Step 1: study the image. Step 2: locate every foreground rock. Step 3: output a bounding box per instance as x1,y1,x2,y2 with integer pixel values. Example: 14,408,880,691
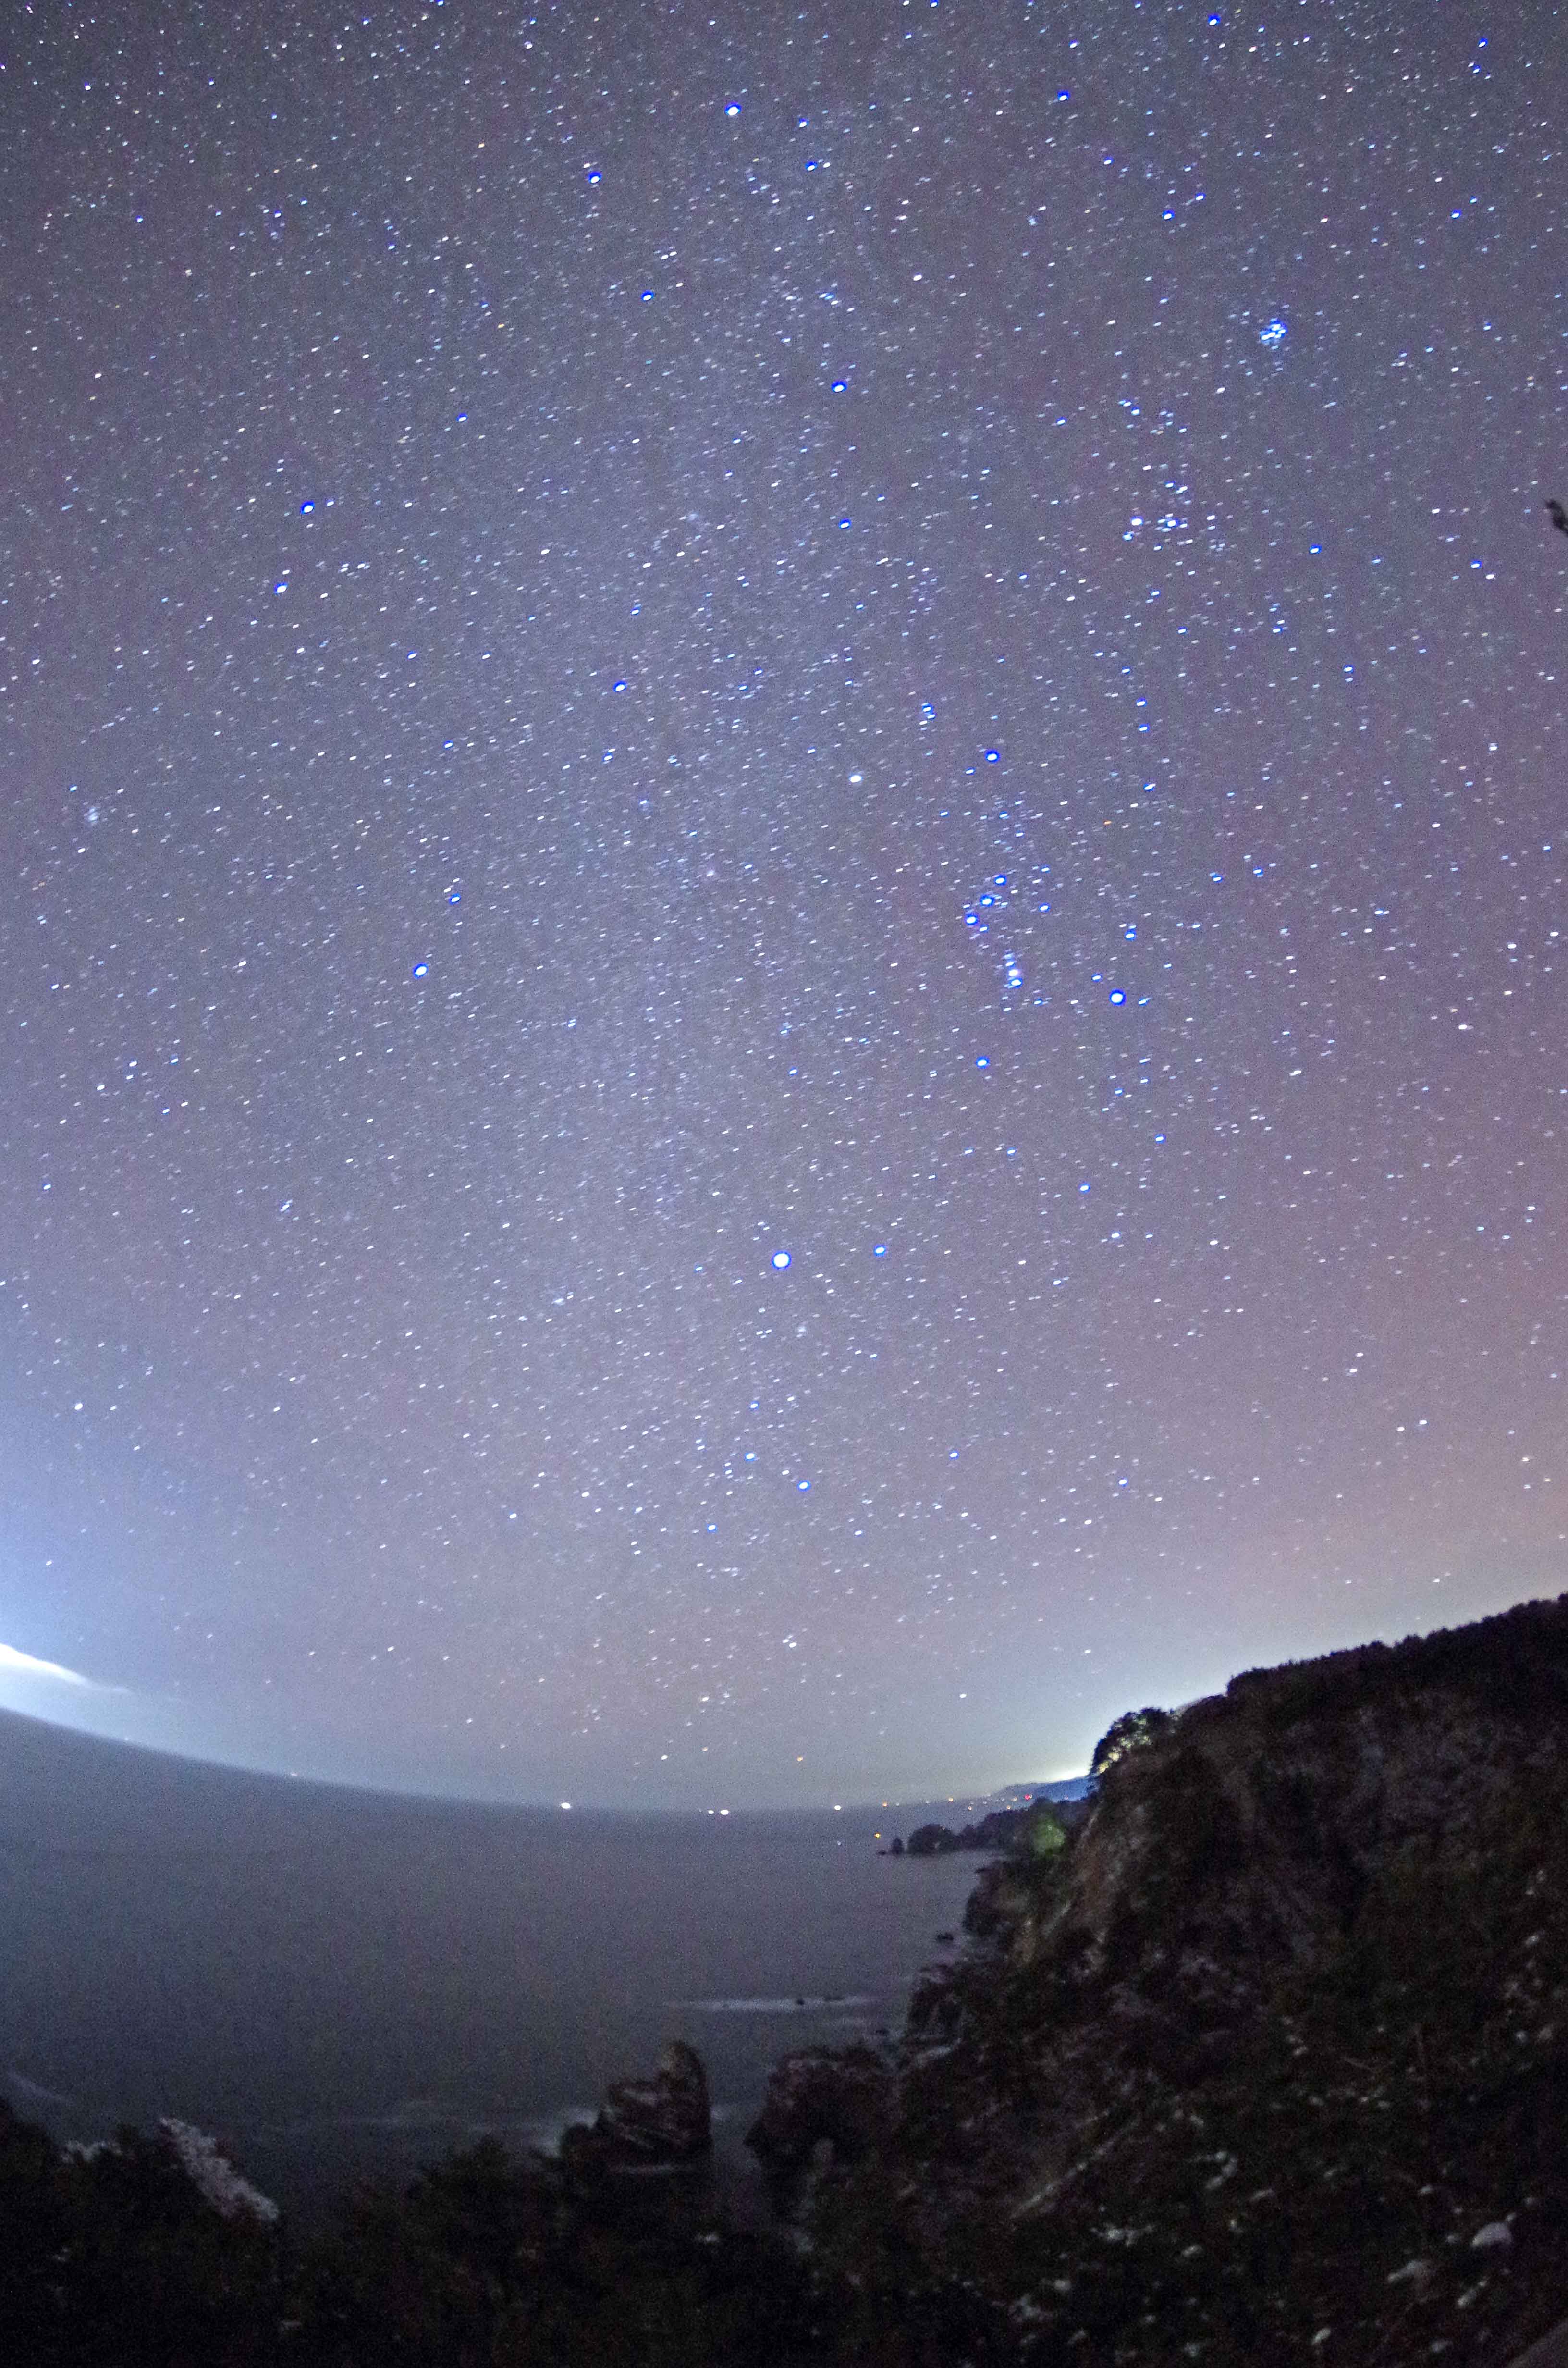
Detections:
745,2045,892,2201
156,2119,280,2224
565,2038,711,2169
62,2119,279,2225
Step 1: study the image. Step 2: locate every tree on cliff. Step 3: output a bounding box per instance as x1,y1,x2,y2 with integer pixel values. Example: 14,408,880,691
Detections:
1090,1703,1173,1778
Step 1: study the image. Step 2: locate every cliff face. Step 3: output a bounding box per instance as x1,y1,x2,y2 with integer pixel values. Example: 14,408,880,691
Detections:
1038,1601,1568,2010
806,1597,1568,2367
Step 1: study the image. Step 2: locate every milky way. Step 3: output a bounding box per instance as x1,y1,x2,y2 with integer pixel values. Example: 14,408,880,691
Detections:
3,0,1565,1805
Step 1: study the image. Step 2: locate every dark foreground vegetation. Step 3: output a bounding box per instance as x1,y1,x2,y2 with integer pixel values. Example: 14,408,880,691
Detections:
0,2107,820,2366
5,1595,1568,2366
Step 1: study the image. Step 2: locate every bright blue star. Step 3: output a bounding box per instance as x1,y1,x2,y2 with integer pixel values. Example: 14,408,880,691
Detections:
772,1250,792,1271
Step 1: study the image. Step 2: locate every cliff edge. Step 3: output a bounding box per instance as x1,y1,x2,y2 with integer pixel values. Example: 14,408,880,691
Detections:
794,1596,1568,2365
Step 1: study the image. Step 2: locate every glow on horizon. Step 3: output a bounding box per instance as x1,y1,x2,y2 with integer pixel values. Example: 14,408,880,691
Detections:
0,1640,106,1690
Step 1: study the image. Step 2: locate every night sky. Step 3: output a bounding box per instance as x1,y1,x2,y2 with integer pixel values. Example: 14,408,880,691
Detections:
3,0,1566,1808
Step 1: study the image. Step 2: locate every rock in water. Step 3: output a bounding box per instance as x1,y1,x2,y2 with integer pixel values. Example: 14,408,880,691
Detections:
745,2045,892,2199
586,2040,711,2165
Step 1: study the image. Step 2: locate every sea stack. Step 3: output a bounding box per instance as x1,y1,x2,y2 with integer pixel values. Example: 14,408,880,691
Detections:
572,2040,712,2168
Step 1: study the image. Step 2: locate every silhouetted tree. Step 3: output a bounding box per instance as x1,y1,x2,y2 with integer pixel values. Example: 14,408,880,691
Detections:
1090,1704,1173,1779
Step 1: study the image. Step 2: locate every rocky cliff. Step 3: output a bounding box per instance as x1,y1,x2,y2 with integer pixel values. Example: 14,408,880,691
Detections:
769,1596,1568,2366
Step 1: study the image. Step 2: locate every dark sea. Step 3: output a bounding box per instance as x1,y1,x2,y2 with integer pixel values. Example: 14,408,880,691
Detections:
0,1712,982,2220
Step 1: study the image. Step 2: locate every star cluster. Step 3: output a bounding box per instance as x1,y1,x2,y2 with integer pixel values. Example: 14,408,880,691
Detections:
2,0,1565,1803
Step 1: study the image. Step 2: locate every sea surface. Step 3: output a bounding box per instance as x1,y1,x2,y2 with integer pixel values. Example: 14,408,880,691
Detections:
0,1712,983,2218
